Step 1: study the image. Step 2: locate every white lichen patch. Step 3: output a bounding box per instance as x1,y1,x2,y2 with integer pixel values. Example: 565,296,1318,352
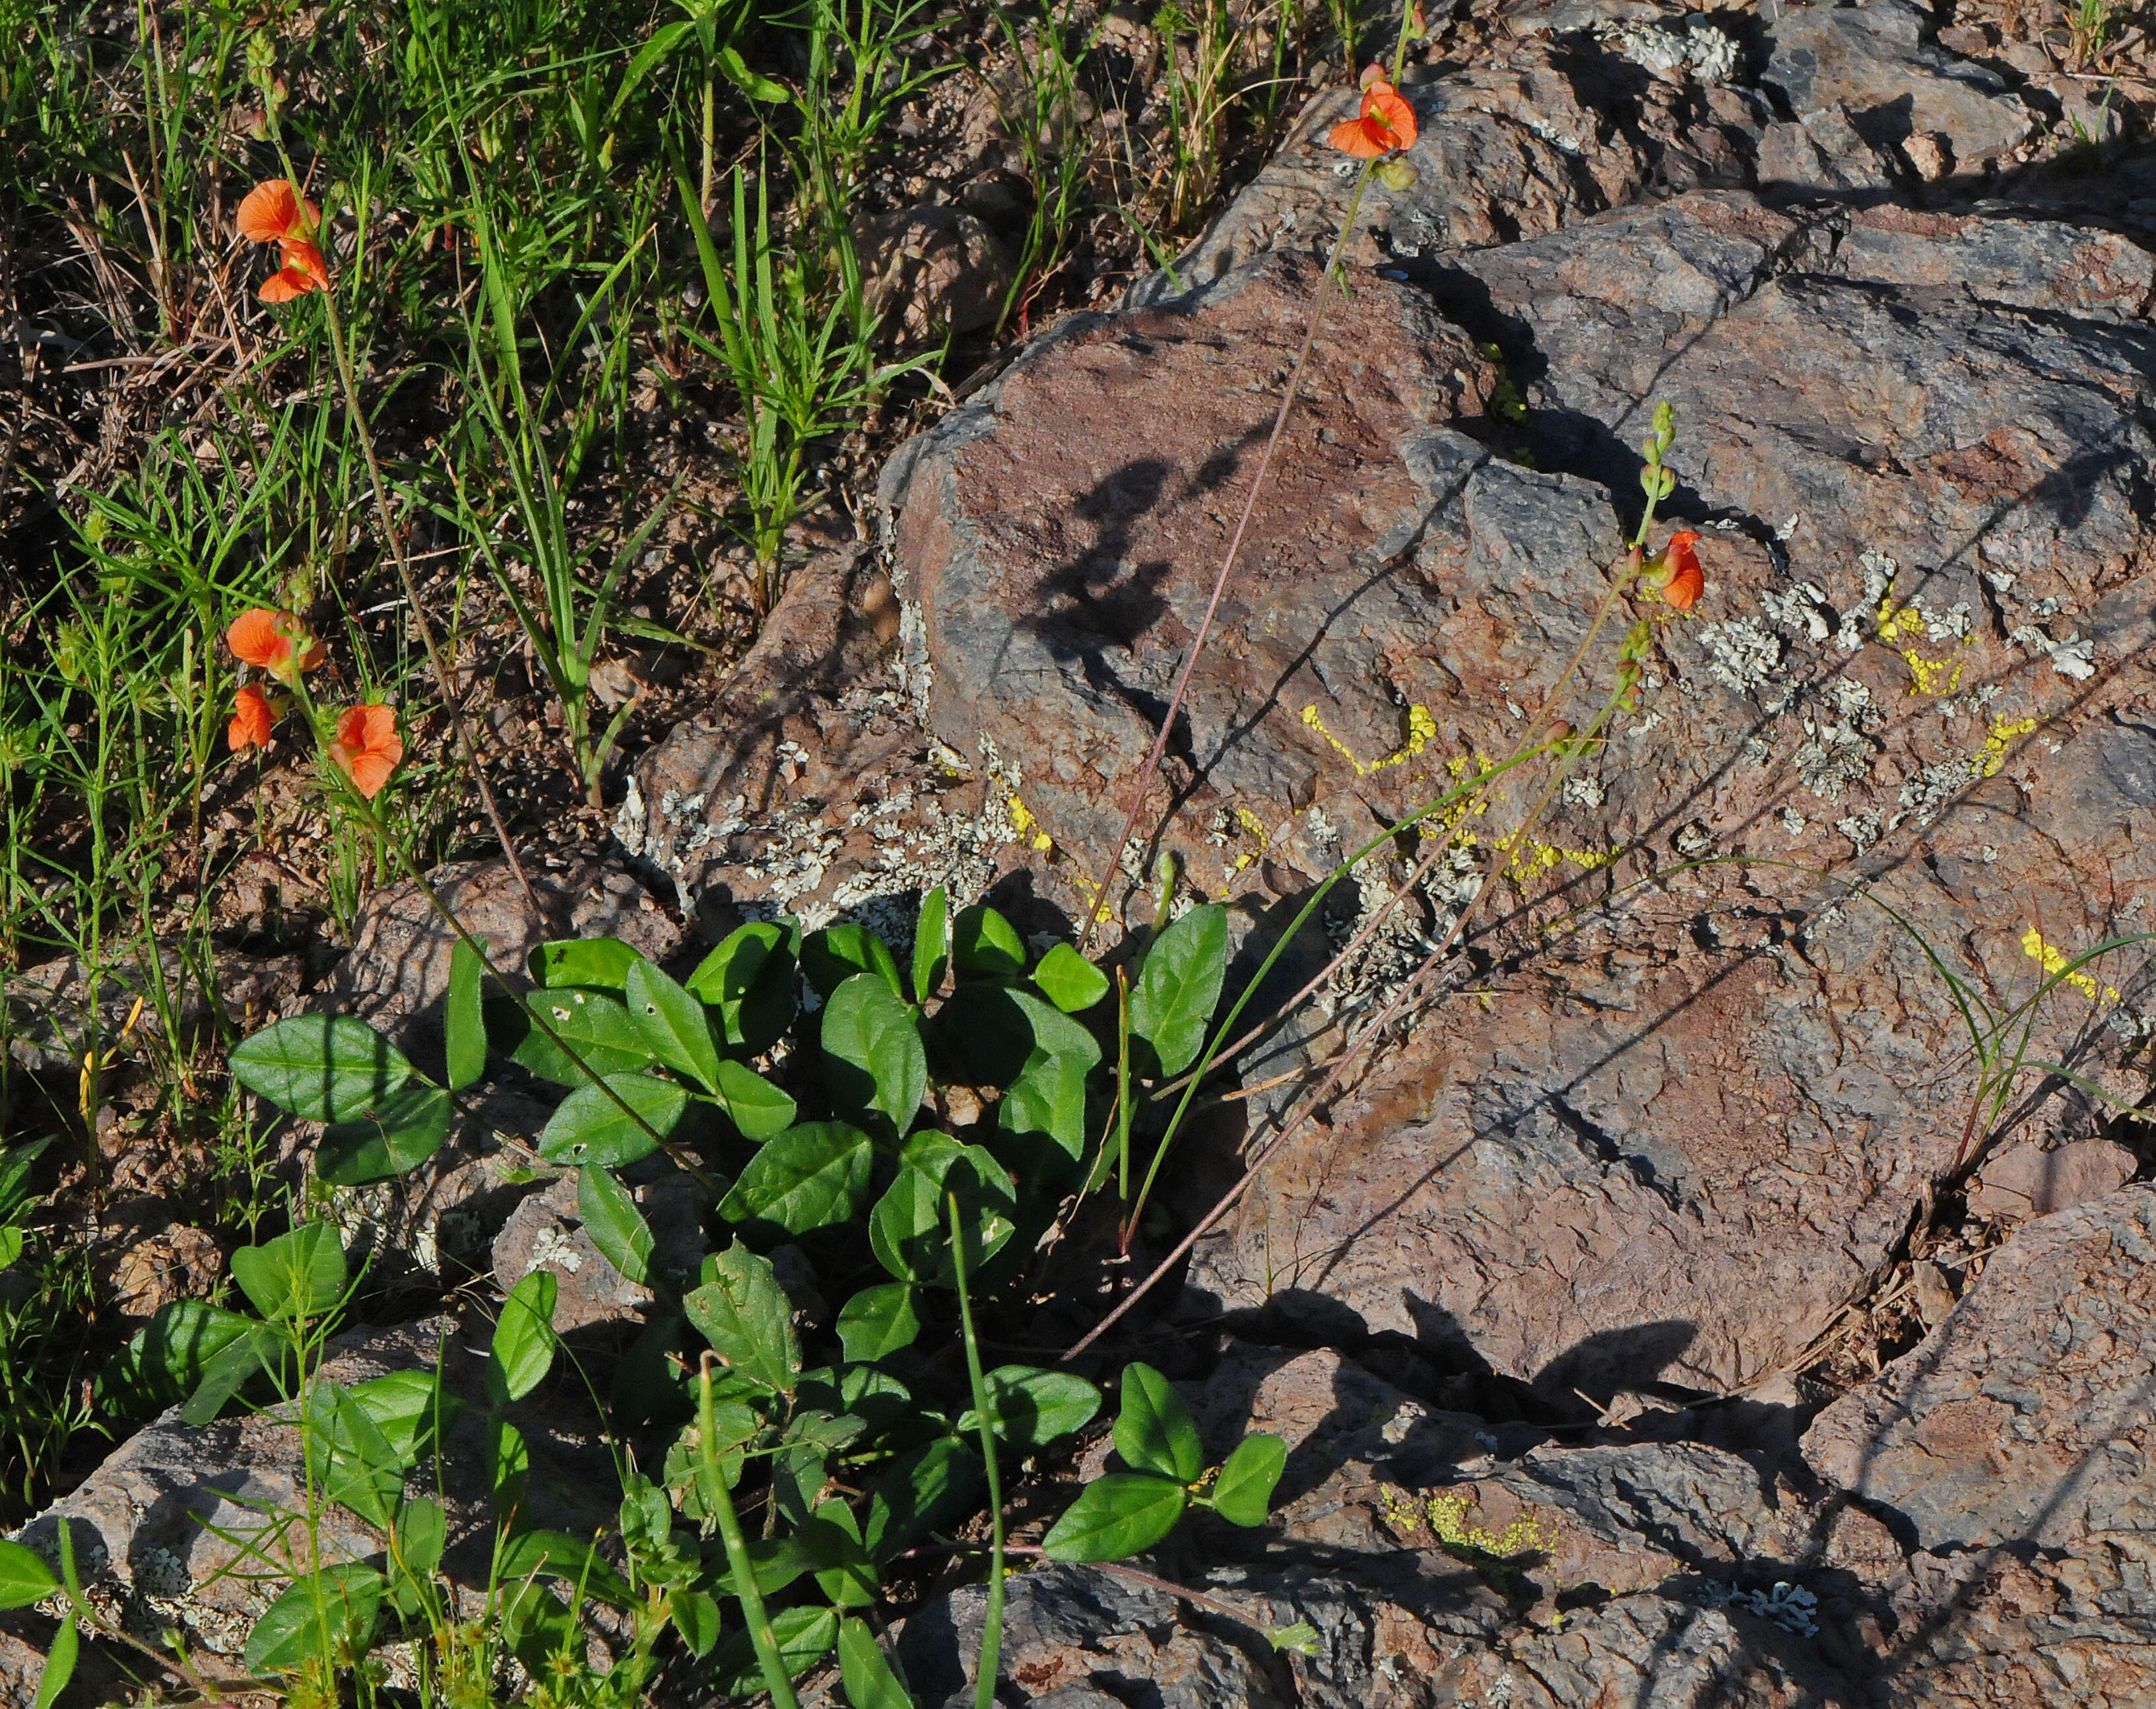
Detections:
2007,624,2097,681
1794,718,1878,801
1694,615,1785,696
1600,19,1739,83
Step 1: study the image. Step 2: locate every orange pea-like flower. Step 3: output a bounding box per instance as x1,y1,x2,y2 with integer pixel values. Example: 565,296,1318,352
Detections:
237,180,330,302
257,239,330,303
227,608,325,679
228,685,275,753
1650,531,1705,611
236,179,319,246
1328,73,1418,158
329,704,403,800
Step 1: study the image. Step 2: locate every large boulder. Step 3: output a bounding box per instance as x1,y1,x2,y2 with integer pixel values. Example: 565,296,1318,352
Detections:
884,185,2156,1402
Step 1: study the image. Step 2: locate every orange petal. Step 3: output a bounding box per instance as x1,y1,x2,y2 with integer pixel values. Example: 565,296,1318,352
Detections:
1364,89,1418,152
1328,117,1388,158
280,238,331,289
258,260,319,302
227,608,287,668
348,750,397,799
237,180,301,244
228,685,275,752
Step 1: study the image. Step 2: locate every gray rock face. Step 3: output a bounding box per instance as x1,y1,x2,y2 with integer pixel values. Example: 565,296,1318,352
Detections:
1761,0,2034,173
2,1320,615,1672
1127,36,1761,312
491,1164,711,1339
617,547,1029,941
334,854,678,1036
1805,1186,2156,1554
888,185,2156,1401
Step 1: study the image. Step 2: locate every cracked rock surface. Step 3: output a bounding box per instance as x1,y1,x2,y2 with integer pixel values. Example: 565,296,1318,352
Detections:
884,180,2156,1401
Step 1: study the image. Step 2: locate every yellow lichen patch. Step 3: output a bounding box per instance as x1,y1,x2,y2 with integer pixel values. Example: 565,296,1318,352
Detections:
1379,1485,1555,1600
2021,927,2120,1003
1300,702,1439,778
1006,793,1054,852
1369,704,1439,774
1899,646,1967,696
1225,807,1273,877
1493,830,1617,881
1980,716,2039,779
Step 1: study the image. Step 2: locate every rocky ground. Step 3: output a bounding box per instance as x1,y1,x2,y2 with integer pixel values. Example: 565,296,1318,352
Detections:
11,0,2156,1703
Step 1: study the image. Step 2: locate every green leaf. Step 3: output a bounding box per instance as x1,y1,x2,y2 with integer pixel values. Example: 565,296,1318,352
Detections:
1270,1620,1321,1655
354,1368,455,1467
838,1615,912,1709
0,1138,51,1223
625,957,723,1092
497,1529,636,1610
1208,1432,1287,1526
822,973,927,1139
304,1380,405,1528
721,1122,873,1236
863,1437,981,1564
1115,1363,1203,1483
715,1057,797,1140
952,902,1026,981
100,1299,256,1413
489,1417,529,1510
1041,1473,1187,1562
231,1223,348,1323
30,1611,76,1709
1127,904,1228,1077
999,1046,1092,1162
1031,941,1109,1012
446,939,488,1090
389,1495,447,1617
683,1241,800,1394
579,1165,655,1285
804,1503,877,1607
0,1539,56,1609
912,886,950,1003
835,1283,921,1362
867,1134,1016,1285
231,1015,414,1122
529,937,641,991
672,1587,722,1656
179,1322,283,1424
715,42,792,104
244,1563,383,1674
686,921,797,1055
711,1605,835,1699
705,1533,817,1599
494,988,653,1085
489,1271,559,1405
802,924,903,999
317,1083,453,1185
959,1366,1101,1452
0,1226,21,1273
537,1073,688,1167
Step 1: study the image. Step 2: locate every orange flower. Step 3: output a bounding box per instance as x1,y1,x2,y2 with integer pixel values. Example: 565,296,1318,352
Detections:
227,608,325,679
1328,74,1418,158
228,685,275,753
237,180,330,302
1649,531,1705,611
236,179,319,246
259,239,330,302
329,704,403,799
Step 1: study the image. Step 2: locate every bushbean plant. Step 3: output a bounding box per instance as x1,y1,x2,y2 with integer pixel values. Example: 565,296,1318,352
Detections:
0,896,1290,1706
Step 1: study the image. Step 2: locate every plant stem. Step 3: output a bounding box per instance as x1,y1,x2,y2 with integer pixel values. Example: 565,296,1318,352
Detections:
697,1353,802,1709
260,115,540,920
1073,161,1375,954
950,1193,1007,1709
